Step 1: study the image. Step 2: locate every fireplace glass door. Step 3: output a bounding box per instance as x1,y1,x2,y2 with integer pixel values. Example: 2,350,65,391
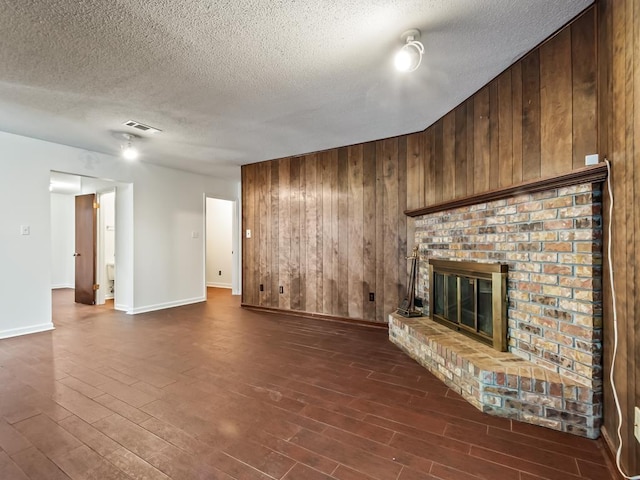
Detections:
429,260,508,351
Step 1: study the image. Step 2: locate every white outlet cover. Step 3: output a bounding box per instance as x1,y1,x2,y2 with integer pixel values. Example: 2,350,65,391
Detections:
585,154,599,166
20,225,30,235
635,406,640,444
246,229,251,238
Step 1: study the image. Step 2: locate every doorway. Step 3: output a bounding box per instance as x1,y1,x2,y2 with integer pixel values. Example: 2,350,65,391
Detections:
50,171,132,312
205,197,235,296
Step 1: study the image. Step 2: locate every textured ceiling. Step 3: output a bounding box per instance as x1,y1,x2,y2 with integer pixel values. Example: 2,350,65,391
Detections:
0,0,592,180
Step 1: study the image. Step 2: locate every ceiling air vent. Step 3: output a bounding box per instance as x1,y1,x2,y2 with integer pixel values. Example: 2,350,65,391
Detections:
123,120,162,135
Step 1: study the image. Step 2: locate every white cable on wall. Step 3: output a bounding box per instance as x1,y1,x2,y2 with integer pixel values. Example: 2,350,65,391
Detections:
605,158,640,480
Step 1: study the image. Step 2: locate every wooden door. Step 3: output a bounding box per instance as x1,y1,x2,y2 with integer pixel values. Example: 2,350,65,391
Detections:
74,193,97,305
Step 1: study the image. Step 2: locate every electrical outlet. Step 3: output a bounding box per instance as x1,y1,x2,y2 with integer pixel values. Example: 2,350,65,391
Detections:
585,153,599,166
218,270,222,276
635,406,640,444
20,225,30,236
246,229,251,238
369,292,375,302
259,284,264,292
279,286,284,294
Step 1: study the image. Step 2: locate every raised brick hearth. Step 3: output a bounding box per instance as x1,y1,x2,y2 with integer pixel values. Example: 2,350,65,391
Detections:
390,182,603,438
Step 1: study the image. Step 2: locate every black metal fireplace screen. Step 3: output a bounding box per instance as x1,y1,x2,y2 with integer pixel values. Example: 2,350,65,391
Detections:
428,259,508,351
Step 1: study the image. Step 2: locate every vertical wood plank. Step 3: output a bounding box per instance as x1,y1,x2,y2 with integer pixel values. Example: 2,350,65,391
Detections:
522,50,541,180
466,99,475,194
572,8,598,169
298,156,307,311
382,138,400,320
240,165,251,304
498,71,514,187
375,140,386,322
321,151,335,314
433,120,444,203
540,27,573,176
474,86,491,192
249,163,258,304
362,142,377,321
337,147,349,317
289,157,301,310
489,80,500,189
406,132,424,210
623,0,636,469
397,136,408,305
304,154,318,313
512,62,524,183
633,0,640,470
270,161,280,307
610,0,629,464
314,154,323,314
257,161,270,306
347,144,364,319
424,128,436,206
278,157,291,310
454,104,467,198
442,112,456,201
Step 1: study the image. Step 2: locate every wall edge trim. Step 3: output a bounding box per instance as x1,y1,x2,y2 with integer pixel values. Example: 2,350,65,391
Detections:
241,304,389,330
128,296,206,315
0,323,55,340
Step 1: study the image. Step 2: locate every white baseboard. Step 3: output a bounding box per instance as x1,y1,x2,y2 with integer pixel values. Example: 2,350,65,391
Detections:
128,296,206,315
0,322,55,340
206,282,232,289
114,303,129,312
52,284,74,289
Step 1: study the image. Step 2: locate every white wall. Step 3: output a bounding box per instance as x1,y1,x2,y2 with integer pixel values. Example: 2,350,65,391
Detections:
50,193,75,288
206,198,233,288
0,131,240,338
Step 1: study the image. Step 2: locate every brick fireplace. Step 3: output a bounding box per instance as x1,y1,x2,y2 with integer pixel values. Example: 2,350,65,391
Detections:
390,176,604,438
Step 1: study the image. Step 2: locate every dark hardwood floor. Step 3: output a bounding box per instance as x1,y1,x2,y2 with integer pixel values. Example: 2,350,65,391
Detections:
0,288,616,479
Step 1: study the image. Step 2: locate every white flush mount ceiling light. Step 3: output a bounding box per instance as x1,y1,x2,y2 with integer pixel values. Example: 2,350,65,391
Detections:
394,29,424,72
120,133,140,160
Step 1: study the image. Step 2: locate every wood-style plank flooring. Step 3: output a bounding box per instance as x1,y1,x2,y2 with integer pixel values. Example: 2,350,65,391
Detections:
0,288,616,479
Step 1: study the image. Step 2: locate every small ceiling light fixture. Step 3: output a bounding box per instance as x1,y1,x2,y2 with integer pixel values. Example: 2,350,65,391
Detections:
120,133,139,160
394,29,424,72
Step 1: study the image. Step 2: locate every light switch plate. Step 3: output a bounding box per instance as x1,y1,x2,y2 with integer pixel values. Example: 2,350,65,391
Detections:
246,229,251,238
635,406,640,444
191,231,199,239
20,225,30,235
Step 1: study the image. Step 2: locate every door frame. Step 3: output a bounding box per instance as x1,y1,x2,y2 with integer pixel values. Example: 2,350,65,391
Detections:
96,189,116,306
204,195,241,296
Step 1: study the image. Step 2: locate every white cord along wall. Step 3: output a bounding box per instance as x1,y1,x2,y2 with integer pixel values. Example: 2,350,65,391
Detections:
604,159,640,480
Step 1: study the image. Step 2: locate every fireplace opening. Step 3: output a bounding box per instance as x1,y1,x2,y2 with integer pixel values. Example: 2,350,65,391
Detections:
428,259,508,351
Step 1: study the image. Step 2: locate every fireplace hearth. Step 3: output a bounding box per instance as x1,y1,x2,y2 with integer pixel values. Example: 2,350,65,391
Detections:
390,180,603,438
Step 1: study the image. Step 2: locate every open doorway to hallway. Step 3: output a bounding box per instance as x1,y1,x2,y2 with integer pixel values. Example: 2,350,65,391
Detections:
205,197,234,301
50,171,133,312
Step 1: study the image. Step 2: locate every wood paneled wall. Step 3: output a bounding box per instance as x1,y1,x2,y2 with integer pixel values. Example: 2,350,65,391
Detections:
243,7,599,326
242,139,408,323
407,8,597,210
241,2,640,467
598,0,640,472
